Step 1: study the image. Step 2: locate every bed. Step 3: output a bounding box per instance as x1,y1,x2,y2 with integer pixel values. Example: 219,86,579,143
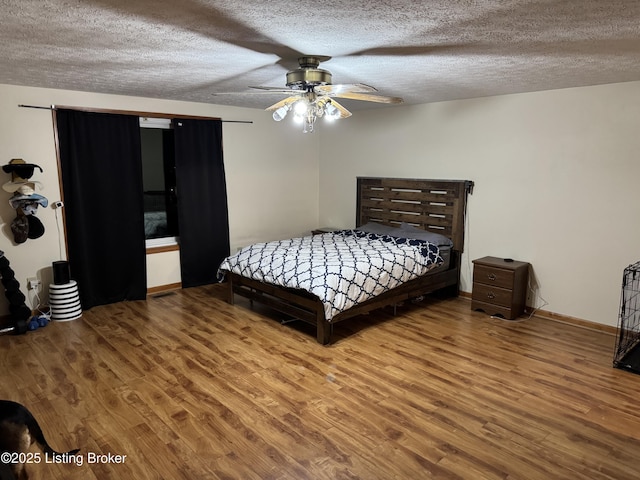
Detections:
219,177,474,344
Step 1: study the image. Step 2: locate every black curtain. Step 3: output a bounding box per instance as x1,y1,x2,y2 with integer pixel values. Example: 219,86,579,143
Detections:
174,118,230,288
56,109,147,309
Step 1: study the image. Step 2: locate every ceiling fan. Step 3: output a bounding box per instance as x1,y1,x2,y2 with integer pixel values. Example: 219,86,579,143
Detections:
249,56,404,133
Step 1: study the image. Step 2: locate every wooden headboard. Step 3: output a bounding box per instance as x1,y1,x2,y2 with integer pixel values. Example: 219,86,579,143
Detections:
356,177,474,252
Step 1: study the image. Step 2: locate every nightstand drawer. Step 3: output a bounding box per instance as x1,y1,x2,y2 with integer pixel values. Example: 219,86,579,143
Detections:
471,283,513,307
470,299,515,319
473,264,514,289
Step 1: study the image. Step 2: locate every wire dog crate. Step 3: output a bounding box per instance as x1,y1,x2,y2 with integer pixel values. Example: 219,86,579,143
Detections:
614,261,640,373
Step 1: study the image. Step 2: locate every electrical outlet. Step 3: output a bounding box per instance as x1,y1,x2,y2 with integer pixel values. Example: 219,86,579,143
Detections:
28,278,41,291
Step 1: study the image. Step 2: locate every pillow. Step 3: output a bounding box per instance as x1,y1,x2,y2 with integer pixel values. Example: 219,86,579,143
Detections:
398,222,454,247
356,222,399,235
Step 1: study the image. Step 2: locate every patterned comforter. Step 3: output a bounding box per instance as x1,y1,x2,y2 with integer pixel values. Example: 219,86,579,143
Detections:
218,230,443,321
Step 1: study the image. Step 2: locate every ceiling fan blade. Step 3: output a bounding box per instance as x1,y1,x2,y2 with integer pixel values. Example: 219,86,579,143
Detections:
265,96,301,111
332,91,404,104
249,86,299,94
327,99,352,119
212,86,295,96
345,43,478,58
315,83,378,95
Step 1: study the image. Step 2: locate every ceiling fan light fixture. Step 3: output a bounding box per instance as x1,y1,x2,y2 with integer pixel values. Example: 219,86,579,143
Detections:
283,98,341,132
303,118,315,134
324,102,340,120
257,55,401,133
272,105,289,121
293,99,309,116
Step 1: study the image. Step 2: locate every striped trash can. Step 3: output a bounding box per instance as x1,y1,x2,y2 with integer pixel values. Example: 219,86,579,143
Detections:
49,280,82,321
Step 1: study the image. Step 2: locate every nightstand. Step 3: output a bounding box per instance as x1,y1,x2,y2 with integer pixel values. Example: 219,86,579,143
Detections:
471,256,529,320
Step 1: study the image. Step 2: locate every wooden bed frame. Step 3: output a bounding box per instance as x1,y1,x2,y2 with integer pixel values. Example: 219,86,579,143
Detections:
225,177,474,344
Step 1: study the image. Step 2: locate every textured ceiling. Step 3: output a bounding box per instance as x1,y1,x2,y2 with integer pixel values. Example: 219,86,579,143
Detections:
1,0,640,112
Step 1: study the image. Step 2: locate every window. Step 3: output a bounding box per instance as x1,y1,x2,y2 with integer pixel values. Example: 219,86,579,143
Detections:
56,108,229,293
140,117,179,246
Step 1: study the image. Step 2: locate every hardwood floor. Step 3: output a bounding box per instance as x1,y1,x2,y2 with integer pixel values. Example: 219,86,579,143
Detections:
1,284,640,479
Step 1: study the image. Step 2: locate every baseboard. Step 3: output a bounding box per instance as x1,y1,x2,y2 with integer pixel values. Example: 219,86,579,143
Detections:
526,308,617,335
459,291,617,335
147,282,182,296
5,287,615,336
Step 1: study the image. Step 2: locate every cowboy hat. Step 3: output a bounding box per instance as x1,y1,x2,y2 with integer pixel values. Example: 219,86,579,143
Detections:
2,159,43,179
2,180,43,193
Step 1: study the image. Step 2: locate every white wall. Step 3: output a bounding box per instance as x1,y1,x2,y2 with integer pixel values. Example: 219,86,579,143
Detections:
4,80,637,328
319,80,640,327
0,84,320,315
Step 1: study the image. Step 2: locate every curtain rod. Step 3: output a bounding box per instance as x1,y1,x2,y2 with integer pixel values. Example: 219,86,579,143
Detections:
18,104,253,124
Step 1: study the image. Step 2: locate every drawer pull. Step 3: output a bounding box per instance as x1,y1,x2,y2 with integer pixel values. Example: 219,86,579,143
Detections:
486,292,495,299
487,273,497,281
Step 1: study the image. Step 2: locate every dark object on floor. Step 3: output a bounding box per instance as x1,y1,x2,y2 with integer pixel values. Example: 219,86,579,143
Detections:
0,252,31,327
0,319,28,336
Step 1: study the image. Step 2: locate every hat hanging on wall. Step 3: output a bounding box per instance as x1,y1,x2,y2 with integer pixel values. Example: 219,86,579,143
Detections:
9,192,48,211
2,158,43,179
2,180,43,193
2,158,44,193
10,215,29,244
3,158,47,244
9,213,46,243
26,215,45,239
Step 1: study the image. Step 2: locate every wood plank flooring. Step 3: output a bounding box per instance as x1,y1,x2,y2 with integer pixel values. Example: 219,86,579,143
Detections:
1,284,640,479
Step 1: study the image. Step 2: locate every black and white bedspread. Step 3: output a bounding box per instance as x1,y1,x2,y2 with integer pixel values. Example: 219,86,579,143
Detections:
218,230,443,321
